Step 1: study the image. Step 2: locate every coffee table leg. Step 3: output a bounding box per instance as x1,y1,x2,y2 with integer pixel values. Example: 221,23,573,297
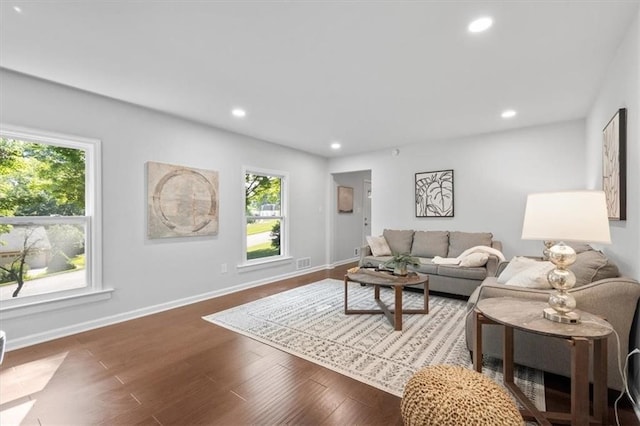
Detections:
394,284,402,331
344,276,348,313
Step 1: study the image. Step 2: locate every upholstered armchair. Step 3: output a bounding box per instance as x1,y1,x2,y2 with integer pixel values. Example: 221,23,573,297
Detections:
464,254,640,391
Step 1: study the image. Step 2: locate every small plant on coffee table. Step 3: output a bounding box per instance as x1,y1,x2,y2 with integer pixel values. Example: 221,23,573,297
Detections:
383,253,421,276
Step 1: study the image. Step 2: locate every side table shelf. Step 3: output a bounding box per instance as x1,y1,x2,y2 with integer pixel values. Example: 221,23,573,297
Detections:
473,297,612,426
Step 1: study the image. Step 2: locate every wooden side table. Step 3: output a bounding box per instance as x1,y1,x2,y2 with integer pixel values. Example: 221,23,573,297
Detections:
473,297,612,426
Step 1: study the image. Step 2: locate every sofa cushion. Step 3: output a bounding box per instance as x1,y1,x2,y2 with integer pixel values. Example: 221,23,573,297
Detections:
460,252,489,267
448,232,493,258
497,256,540,284
411,231,449,258
437,265,487,280
366,235,392,256
569,249,619,287
414,258,439,274
504,261,554,288
383,229,415,254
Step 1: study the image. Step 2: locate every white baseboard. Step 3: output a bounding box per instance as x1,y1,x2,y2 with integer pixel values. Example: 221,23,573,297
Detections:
5,263,331,351
331,257,359,267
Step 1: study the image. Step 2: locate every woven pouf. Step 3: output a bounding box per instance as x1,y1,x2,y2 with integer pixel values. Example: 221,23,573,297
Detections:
401,365,523,426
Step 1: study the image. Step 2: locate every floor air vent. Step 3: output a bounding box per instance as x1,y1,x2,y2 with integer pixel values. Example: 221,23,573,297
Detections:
296,257,311,269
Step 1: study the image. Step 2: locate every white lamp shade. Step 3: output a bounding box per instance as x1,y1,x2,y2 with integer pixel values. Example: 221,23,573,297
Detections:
521,191,611,244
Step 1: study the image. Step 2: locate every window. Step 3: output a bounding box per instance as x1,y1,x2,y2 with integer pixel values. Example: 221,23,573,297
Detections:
243,168,288,265
0,125,107,314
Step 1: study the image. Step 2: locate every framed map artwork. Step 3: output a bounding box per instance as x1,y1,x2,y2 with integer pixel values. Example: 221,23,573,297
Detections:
147,161,219,238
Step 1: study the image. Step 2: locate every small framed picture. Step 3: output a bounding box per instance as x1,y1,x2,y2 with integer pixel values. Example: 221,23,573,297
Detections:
337,186,354,213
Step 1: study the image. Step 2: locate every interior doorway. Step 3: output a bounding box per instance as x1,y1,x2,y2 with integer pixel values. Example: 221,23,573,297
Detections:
363,180,372,245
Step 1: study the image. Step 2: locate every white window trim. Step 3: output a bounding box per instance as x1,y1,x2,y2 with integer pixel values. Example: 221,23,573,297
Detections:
0,124,110,315
239,166,290,270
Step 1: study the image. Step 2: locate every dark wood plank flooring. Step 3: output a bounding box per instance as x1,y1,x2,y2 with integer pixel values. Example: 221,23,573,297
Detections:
1,263,637,425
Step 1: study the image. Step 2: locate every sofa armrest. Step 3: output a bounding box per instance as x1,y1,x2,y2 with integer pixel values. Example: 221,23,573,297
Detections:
358,245,373,266
484,240,503,277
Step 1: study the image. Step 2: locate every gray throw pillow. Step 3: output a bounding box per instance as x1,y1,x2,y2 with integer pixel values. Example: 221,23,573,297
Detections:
383,229,415,254
569,249,619,287
447,232,493,258
411,231,449,258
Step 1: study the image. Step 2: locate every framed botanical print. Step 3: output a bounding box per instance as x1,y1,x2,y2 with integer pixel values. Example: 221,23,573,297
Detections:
415,170,454,217
602,108,627,220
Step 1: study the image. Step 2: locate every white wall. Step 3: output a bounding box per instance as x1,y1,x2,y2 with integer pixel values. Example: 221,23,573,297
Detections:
586,12,639,280
329,120,587,258
331,170,371,263
0,69,329,347
586,9,640,407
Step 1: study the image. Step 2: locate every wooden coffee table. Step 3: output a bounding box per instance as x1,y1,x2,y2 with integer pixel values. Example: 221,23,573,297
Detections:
344,269,429,331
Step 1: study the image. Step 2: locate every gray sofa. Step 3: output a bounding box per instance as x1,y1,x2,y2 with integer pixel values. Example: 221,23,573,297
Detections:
464,249,640,391
359,229,503,297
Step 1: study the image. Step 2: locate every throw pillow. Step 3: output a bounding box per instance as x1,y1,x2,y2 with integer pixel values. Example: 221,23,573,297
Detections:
569,249,619,287
448,232,493,258
411,231,449,258
505,261,554,289
497,256,539,284
459,252,489,267
383,229,415,254
366,235,392,256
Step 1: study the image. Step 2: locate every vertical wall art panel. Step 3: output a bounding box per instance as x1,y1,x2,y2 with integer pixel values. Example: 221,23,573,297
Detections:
337,186,354,213
602,108,627,221
147,161,219,238
415,170,454,217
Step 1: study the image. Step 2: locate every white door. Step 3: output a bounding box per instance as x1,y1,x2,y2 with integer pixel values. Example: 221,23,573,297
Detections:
363,180,372,244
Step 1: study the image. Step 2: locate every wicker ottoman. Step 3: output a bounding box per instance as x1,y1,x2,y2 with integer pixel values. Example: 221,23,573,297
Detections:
401,365,523,426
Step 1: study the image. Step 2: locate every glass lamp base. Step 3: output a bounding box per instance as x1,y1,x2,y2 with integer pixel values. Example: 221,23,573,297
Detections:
543,307,580,324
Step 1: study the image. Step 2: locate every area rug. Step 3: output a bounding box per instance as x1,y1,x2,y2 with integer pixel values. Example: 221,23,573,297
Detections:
203,278,545,409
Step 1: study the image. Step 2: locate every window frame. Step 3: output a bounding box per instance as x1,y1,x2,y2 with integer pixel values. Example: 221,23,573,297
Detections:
239,166,291,270
0,124,110,318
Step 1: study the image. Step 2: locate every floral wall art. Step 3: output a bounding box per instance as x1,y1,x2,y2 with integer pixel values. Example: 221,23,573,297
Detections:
602,108,627,221
415,170,454,217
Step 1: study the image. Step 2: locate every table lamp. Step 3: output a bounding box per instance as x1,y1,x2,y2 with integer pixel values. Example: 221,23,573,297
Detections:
521,191,611,324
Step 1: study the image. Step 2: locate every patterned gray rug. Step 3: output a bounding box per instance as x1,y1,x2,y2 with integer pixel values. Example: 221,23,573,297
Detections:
203,278,545,409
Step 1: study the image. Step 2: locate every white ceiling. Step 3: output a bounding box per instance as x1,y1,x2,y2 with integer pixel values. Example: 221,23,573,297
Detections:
1,1,638,157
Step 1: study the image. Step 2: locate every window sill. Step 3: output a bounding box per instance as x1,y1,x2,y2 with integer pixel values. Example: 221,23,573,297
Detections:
0,288,114,320
237,256,293,273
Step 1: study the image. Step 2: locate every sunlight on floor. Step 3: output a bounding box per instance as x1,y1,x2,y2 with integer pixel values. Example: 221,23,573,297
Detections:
0,352,68,425
0,399,35,426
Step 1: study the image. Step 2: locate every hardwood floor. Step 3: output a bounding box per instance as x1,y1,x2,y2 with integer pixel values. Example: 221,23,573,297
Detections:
1,263,638,425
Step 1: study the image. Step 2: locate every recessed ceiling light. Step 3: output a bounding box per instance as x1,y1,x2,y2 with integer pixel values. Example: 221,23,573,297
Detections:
501,109,517,119
330,142,341,150
13,6,22,13
468,16,493,33
231,108,246,118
